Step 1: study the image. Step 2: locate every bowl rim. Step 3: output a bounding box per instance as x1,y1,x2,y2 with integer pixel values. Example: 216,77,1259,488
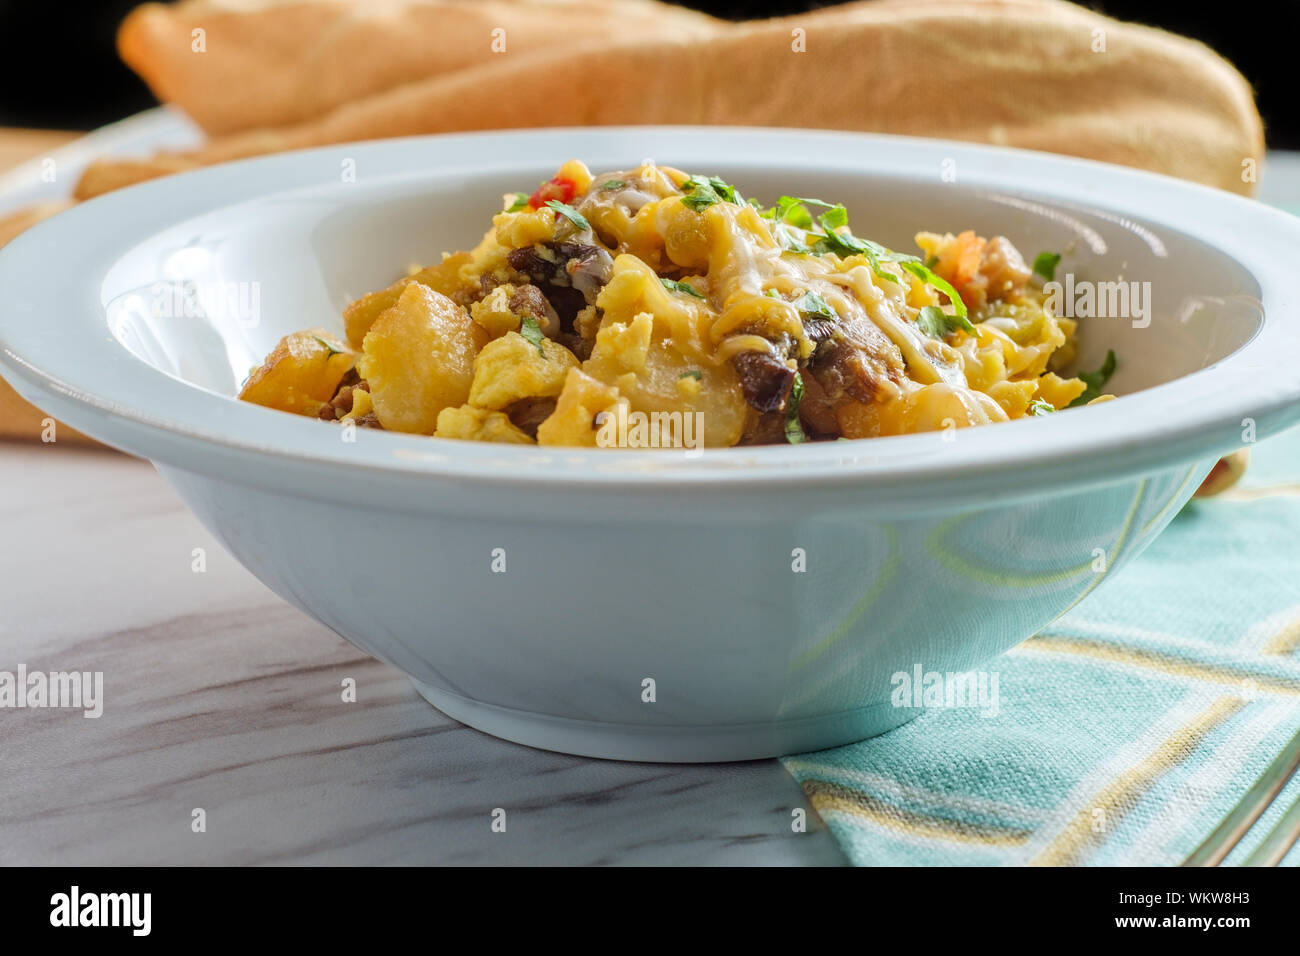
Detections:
2,125,1299,501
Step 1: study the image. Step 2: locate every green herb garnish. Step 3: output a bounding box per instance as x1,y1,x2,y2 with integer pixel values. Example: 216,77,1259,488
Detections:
821,221,971,322
774,225,812,254
1032,251,1061,282
785,372,807,444
899,262,972,328
679,369,702,380
598,179,627,190
758,195,970,322
793,291,836,323
1067,349,1117,407
817,204,849,231
519,316,547,356
915,305,972,339
660,277,706,299
545,200,590,232
312,335,343,356
770,196,832,229
681,175,743,212
1027,399,1056,416
504,192,529,213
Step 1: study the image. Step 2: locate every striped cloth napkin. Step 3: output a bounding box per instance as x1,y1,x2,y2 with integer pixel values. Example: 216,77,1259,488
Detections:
783,424,1300,865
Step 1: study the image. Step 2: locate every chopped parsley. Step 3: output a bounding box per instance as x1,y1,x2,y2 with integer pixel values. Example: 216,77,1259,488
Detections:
755,194,971,322
1067,349,1117,407
774,225,812,254
519,316,547,356
793,290,837,322
767,196,821,229
758,199,816,249
679,369,702,380
660,277,706,299
545,199,590,232
598,179,627,190
504,192,529,213
898,261,972,327
1027,399,1056,416
817,221,971,323
312,335,343,356
915,305,971,339
1032,251,1061,282
681,175,743,212
784,372,807,444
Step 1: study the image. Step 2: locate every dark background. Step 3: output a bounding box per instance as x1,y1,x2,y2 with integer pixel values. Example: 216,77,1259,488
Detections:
0,0,1294,147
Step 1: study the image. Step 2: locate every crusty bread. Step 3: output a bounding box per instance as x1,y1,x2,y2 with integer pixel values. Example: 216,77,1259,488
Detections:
82,0,1263,201
0,199,70,247
119,0,723,135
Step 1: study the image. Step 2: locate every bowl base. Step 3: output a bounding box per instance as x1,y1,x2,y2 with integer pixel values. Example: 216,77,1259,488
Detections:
409,679,919,762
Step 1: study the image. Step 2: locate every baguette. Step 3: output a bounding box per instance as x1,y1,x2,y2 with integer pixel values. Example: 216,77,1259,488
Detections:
81,0,1263,200
119,0,723,135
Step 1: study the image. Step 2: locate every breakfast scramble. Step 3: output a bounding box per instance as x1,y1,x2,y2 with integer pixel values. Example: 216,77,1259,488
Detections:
239,160,1114,447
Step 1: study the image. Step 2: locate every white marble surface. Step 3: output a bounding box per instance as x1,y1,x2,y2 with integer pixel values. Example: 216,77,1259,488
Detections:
0,443,843,865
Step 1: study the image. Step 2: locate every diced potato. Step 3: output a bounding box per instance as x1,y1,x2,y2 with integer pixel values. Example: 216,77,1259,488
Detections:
342,251,473,348
468,331,579,410
835,400,883,440
435,405,534,444
359,283,488,434
537,368,625,447
238,329,354,416
583,312,747,448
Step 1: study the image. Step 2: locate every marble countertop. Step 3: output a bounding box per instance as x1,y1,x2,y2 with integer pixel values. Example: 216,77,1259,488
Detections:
0,443,844,865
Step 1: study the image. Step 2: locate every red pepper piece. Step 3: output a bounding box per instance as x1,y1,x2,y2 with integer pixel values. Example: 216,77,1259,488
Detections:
528,176,578,210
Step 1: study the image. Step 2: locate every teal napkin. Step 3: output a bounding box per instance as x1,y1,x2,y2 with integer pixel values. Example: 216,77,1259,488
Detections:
782,410,1300,867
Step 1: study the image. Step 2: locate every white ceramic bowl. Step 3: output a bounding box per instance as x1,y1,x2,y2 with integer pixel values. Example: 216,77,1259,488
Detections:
4,128,1299,761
